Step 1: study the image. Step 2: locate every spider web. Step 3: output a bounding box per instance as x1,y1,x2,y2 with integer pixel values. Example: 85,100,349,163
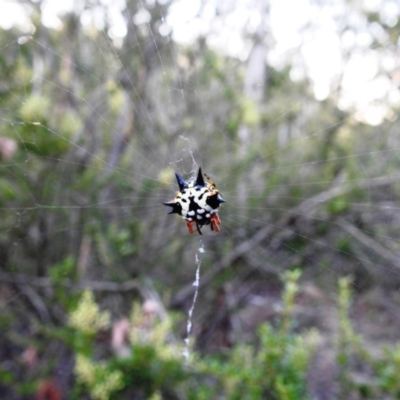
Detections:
1,0,400,374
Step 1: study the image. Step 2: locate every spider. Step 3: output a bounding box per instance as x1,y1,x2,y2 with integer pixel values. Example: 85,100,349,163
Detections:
163,167,225,235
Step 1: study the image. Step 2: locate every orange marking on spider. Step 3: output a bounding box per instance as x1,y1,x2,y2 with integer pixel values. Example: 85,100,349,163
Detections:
186,220,196,234
210,213,221,232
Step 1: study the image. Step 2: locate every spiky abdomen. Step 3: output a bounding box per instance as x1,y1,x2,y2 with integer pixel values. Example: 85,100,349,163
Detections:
179,188,215,226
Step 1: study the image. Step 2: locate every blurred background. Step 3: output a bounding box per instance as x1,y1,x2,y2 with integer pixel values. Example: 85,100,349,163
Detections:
1,0,400,399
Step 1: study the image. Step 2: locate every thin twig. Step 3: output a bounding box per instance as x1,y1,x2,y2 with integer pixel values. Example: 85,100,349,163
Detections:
338,218,400,270
0,273,140,293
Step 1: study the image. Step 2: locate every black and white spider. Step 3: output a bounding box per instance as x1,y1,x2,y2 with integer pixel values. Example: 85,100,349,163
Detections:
163,167,225,234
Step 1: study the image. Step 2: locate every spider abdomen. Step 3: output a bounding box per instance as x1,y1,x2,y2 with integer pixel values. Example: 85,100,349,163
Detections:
163,167,225,234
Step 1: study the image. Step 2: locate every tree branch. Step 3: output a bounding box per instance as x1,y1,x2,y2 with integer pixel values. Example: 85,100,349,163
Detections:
337,218,400,271
0,273,140,293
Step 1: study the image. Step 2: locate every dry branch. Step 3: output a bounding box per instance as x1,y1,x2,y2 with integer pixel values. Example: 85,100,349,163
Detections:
0,273,140,293
338,218,400,271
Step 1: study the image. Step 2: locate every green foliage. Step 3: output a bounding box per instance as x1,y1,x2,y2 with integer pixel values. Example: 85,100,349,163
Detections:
108,346,187,400
239,96,261,126
62,276,316,400
19,95,50,121
326,195,349,214
49,256,76,281
336,277,400,399
0,366,14,385
335,236,352,254
13,95,74,157
58,272,400,400
107,223,138,257
203,324,314,400
336,276,359,392
0,177,17,202
69,289,110,336
75,355,124,400
267,66,291,92
48,256,79,309
197,270,315,400
375,344,400,397
68,292,187,399
59,111,82,137
16,121,72,157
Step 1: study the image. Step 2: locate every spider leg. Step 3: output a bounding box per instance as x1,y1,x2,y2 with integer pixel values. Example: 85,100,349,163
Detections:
195,223,203,235
186,220,195,234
